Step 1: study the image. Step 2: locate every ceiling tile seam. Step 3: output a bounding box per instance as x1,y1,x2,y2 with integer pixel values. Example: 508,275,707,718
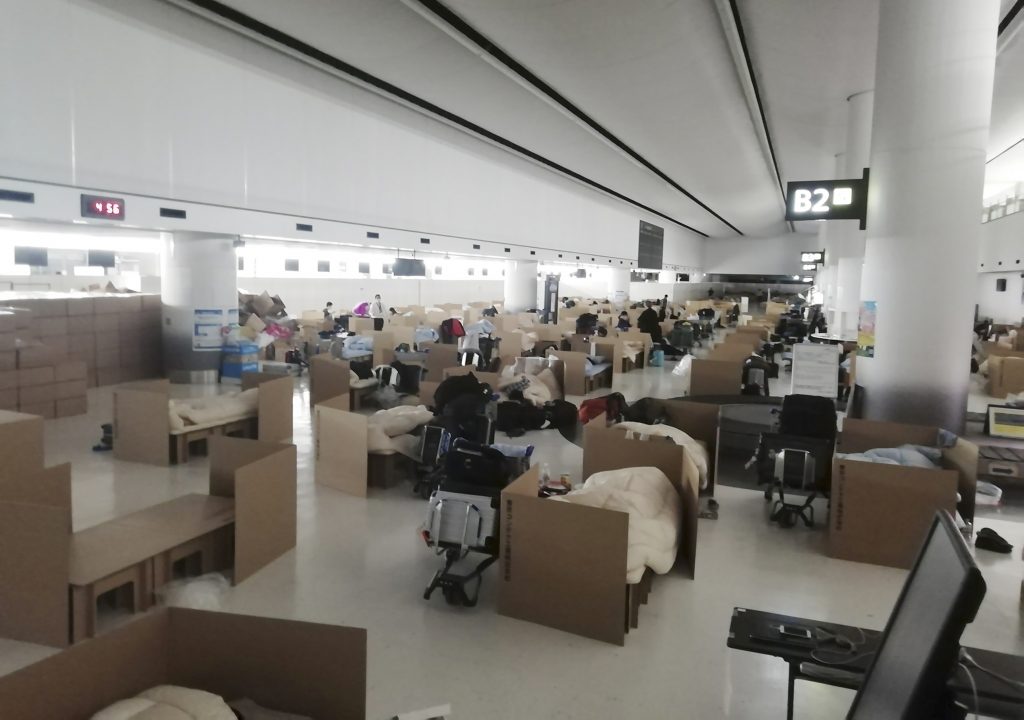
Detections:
725,0,794,233
165,0,708,238
408,0,745,237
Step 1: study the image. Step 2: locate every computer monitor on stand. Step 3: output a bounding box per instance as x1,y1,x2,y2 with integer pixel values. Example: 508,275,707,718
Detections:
848,511,986,719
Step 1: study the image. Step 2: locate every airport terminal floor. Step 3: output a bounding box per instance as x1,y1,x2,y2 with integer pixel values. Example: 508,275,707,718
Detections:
2,338,1024,719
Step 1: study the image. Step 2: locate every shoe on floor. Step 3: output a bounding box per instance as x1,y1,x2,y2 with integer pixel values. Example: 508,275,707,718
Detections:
976,528,1013,554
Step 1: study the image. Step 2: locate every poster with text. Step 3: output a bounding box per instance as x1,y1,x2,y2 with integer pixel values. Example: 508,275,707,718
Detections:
193,308,225,351
857,300,876,358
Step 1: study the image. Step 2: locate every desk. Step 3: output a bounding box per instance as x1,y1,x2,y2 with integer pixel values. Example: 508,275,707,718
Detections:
728,607,1024,720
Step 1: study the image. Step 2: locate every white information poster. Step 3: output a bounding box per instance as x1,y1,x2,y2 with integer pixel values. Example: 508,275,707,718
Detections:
193,308,225,351
790,343,839,398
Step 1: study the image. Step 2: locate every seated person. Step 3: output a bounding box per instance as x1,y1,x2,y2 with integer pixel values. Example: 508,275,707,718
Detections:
616,311,632,331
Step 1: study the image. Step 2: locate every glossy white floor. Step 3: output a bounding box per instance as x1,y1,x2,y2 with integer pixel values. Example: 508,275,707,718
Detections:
2,353,1023,719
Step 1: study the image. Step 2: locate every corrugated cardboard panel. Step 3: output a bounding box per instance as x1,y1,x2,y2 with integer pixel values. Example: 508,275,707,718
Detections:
314,397,367,497
0,462,71,513
0,499,70,647
168,609,367,720
112,380,170,466
0,608,169,718
498,467,629,645
690,359,742,396
829,460,957,568
0,410,44,479
233,444,297,584
548,350,589,396
425,344,459,382
723,332,761,347
309,355,350,407
708,343,755,362
242,373,294,443
208,435,289,498
838,418,937,453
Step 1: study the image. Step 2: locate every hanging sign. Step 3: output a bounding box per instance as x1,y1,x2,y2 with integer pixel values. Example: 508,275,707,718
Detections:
785,169,870,229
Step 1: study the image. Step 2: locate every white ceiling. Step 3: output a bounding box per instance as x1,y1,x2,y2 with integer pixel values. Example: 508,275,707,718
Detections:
213,0,1023,236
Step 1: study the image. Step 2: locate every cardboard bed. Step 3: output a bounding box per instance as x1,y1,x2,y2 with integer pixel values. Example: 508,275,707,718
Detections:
309,355,379,411
113,374,294,466
0,608,365,720
707,342,756,362
498,422,699,645
0,434,297,647
314,396,429,496
830,418,978,568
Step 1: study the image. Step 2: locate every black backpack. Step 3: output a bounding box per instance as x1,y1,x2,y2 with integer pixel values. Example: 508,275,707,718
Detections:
543,400,578,429
433,373,487,414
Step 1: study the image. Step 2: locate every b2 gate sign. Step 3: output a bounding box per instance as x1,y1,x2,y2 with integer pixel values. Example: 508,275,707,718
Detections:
784,169,869,229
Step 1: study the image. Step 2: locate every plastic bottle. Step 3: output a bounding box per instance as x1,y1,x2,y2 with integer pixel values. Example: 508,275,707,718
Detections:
539,462,552,491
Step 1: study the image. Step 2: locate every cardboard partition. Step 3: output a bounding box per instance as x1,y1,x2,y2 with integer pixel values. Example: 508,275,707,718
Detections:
113,379,172,466
708,343,755,362
735,325,770,340
368,331,394,366
309,355,350,407
0,409,45,479
987,355,1024,398
723,332,761,347
548,349,595,396
425,344,460,382
241,372,294,443
838,417,978,524
660,399,722,487
314,396,367,497
350,316,374,332
418,380,440,407
0,464,72,647
208,437,298,584
690,359,742,396
499,466,629,645
0,608,367,720
829,459,957,568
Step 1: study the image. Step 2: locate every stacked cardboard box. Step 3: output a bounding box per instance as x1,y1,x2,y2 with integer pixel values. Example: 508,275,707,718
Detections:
0,292,163,418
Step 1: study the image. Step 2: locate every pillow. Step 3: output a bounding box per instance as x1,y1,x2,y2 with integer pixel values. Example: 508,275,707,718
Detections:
535,368,563,400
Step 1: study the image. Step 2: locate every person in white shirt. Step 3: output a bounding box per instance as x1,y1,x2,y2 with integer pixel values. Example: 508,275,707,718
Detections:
370,294,385,330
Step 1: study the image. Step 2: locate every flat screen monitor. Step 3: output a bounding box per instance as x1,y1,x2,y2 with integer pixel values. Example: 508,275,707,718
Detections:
87,250,115,268
14,246,47,267
847,511,986,719
393,258,426,277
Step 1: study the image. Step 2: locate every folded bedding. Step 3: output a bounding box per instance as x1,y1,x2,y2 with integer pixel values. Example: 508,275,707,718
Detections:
169,388,260,430
556,466,681,584
583,362,611,377
836,443,942,468
621,340,644,357
498,372,559,407
367,404,433,455
91,685,235,719
615,421,710,489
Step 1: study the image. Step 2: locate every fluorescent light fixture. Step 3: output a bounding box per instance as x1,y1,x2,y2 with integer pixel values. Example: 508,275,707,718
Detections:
803,263,817,271
0,214,13,219
792,275,801,280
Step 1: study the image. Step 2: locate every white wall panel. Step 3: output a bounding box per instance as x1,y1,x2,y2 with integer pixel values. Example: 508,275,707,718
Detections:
703,235,805,276
0,0,704,270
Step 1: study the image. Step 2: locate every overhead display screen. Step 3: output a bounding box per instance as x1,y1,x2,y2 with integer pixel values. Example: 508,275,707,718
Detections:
80,194,125,220
784,169,869,228
638,221,664,269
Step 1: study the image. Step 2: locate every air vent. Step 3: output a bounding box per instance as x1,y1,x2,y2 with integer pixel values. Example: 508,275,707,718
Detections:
0,189,35,204
504,248,511,253
558,254,562,258
296,223,313,232
473,244,481,250
159,207,186,219
530,250,536,256
420,238,430,244
367,231,379,239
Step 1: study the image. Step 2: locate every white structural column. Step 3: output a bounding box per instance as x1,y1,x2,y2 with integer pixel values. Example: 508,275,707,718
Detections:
818,152,845,314
607,268,631,305
857,0,999,430
162,233,239,382
833,90,874,337
503,260,539,313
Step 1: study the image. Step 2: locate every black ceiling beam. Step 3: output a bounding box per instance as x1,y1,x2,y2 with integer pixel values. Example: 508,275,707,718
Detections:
1000,0,1024,35
726,0,792,230
413,0,744,236
177,0,709,237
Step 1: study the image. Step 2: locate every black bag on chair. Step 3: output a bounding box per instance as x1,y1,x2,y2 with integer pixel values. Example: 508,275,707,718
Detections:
543,400,578,429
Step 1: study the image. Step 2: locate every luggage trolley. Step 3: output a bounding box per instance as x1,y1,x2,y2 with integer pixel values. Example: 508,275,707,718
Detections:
421,440,531,606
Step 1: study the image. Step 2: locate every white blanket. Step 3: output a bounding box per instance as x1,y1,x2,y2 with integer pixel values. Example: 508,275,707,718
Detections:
615,422,710,489
91,685,235,720
557,467,681,584
169,388,259,430
367,404,433,455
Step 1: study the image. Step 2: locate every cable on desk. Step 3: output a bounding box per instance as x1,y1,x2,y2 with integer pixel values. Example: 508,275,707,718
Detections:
810,626,873,666
960,649,1024,697
958,662,980,720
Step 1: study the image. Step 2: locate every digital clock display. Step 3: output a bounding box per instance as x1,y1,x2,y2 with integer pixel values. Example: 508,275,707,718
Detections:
80,194,125,220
